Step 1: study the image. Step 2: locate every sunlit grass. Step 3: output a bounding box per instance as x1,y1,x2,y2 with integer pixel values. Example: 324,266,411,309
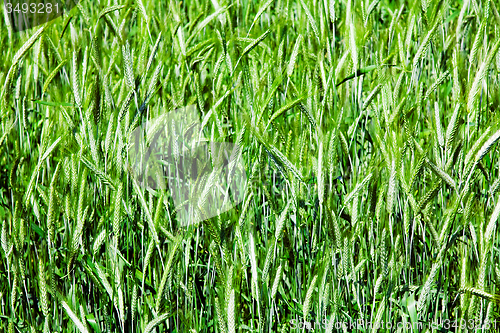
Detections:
1,0,500,332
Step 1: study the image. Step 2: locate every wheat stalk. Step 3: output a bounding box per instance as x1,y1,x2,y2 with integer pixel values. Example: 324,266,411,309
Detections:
271,264,283,300
287,34,303,78
227,289,236,333
144,312,170,333
303,275,318,319
57,291,89,333
467,38,500,112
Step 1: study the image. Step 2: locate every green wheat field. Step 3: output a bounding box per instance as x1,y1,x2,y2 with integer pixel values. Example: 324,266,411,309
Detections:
1,0,500,331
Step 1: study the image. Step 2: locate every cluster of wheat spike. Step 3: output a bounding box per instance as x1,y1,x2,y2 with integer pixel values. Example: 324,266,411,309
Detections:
1,0,500,332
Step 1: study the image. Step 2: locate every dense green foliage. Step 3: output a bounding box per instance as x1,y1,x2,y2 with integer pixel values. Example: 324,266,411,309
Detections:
1,0,500,331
